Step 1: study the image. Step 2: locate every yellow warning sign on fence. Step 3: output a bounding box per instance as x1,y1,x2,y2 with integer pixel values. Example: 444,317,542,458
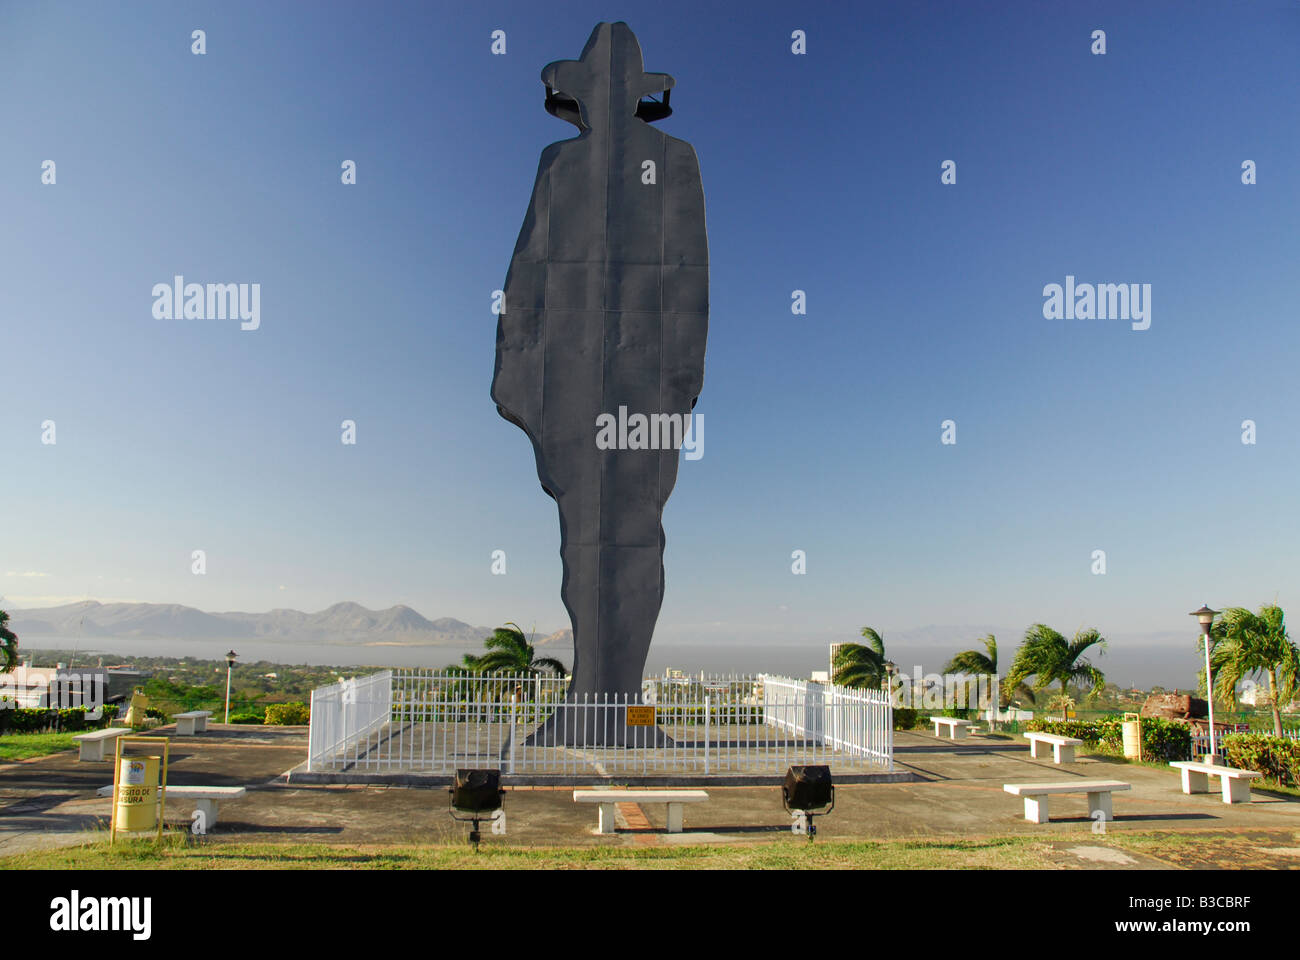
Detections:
626,706,656,726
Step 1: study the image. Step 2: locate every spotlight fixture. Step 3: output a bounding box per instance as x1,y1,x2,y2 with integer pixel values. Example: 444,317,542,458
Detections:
448,768,506,850
782,765,834,841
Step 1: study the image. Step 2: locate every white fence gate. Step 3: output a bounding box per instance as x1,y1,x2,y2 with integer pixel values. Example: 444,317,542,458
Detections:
306,670,892,775
308,671,392,769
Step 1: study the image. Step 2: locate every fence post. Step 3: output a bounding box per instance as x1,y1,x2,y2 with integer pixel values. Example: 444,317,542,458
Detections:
704,695,710,775
508,693,518,774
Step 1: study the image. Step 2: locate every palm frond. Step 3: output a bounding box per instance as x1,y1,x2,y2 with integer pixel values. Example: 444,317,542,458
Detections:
858,627,886,657
533,657,568,676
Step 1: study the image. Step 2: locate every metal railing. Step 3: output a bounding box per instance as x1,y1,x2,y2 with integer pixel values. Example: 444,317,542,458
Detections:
1188,733,1227,763
308,671,392,769
306,671,892,775
1189,726,1300,763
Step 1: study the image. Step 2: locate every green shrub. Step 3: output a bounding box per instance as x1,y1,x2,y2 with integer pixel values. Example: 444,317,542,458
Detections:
263,702,310,725
227,712,264,725
1223,733,1300,786
0,703,121,735
1025,715,1190,763
892,707,918,730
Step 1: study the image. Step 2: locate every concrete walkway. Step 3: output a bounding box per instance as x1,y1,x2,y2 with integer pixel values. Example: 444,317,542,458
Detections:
3,726,1299,865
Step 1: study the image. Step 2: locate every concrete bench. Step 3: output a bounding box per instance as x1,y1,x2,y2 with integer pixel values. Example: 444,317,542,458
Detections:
98,784,246,828
1024,731,1085,764
573,789,708,834
929,716,973,740
1170,761,1263,804
72,728,132,762
172,710,213,736
1003,780,1131,823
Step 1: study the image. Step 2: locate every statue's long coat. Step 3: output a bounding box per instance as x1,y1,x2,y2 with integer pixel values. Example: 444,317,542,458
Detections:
492,22,708,710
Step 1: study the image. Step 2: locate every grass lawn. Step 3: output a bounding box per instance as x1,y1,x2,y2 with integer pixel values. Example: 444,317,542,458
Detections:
0,834,1073,869
7,829,1296,870
0,732,77,761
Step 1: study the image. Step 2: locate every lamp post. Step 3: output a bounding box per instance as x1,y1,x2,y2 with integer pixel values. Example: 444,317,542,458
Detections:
224,650,238,724
1189,606,1219,762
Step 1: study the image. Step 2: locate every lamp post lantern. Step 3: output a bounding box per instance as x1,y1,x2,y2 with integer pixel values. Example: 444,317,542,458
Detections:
882,660,898,706
224,650,238,724
1189,606,1219,762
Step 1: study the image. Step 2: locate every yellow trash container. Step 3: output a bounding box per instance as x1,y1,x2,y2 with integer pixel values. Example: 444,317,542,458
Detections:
1121,713,1142,760
115,755,161,832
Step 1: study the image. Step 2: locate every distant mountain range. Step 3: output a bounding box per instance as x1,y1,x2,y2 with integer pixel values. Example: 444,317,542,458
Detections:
6,600,573,649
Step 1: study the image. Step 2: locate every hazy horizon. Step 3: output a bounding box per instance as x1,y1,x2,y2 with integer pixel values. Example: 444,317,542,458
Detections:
11,616,1207,690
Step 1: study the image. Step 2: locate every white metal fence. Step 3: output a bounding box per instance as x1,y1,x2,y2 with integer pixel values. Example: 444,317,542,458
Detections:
308,671,393,769
1189,726,1300,762
306,671,892,775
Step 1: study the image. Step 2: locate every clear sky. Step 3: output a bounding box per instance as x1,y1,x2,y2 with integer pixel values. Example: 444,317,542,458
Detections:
2,1,1298,673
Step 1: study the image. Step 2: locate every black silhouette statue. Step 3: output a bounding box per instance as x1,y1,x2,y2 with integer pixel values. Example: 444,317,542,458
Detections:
491,22,708,743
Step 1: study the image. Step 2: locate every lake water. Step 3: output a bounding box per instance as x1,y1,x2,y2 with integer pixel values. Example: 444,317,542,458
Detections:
22,635,1201,689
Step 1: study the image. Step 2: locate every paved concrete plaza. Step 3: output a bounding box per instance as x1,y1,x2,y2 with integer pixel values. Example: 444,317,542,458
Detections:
3,725,1299,867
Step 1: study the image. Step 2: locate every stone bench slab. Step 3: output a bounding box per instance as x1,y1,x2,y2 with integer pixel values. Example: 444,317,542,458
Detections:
1170,762,1262,803
1003,780,1130,824
171,711,213,735
928,717,973,740
98,785,246,829
71,728,132,762
1024,732,1085,763
573,789,709,834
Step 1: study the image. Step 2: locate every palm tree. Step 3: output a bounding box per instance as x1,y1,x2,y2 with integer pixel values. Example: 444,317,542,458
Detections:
0,610,17,674
462,623,567,678
943,634,998,677
942,634,1034,709
1208,605,1298,737
1005,624,1106,714
832,627,887,689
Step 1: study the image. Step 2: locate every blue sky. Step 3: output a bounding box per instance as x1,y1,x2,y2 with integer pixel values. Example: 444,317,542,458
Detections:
2,1,1298,676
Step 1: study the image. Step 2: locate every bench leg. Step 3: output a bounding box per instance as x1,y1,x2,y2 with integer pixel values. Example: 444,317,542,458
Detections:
666,803,684,833
177,718,195,736
951,725,968,741
597,803,618,834
1028,740,1042,759
932,722,943,737
193,798,219,830
1222,777,1251,804
196,718,207,732
1087,791,1112,822
1024,796,1049,824
1055,744,1075,764
1181,769,1209,794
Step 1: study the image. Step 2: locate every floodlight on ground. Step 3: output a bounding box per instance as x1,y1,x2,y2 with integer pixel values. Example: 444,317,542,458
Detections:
448,768,506,850
782,765,834,841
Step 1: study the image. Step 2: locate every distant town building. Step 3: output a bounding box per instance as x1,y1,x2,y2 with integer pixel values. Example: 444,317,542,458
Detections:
105,667,152,703
828,643,846,677
1,664,108,709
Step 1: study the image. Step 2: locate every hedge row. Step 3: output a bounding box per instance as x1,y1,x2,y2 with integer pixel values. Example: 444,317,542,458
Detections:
0,702,120,735
1025,715,1191,763
1223,733,1300,786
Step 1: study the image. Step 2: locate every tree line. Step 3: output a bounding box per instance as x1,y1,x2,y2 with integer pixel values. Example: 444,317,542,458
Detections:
831,604,1298,736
